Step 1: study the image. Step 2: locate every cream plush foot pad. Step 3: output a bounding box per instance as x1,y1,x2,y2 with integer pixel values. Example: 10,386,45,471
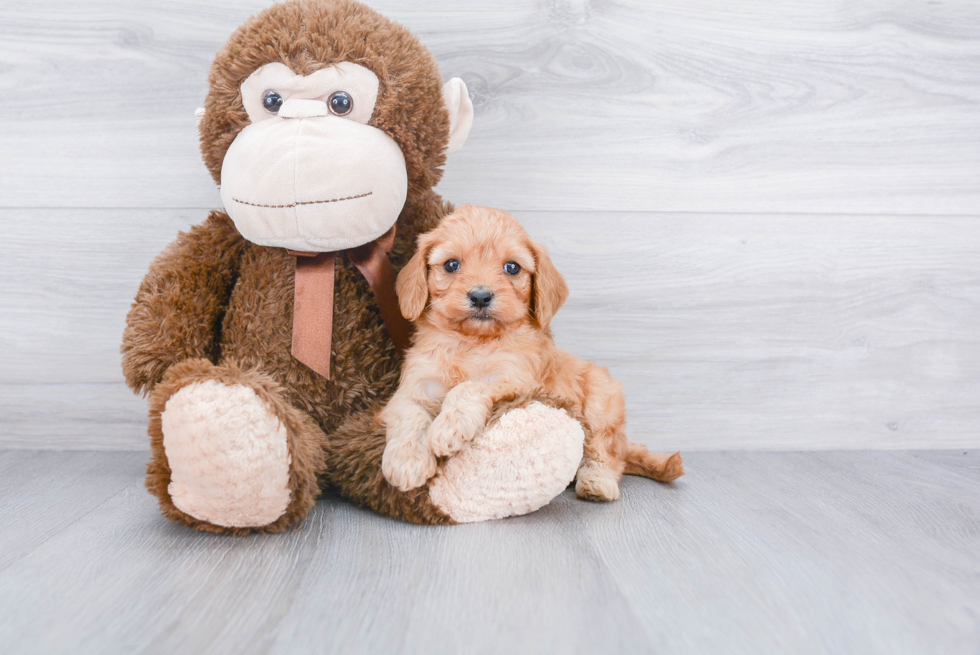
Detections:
161,380,292,528
428,402,585,523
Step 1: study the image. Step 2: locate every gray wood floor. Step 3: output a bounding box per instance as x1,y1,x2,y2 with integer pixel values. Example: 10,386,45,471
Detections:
1,449,977,654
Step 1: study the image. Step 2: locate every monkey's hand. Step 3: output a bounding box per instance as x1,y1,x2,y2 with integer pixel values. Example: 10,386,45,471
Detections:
121,212,245,396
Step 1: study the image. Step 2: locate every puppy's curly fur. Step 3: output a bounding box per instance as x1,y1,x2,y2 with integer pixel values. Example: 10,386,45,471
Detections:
381,205,684,500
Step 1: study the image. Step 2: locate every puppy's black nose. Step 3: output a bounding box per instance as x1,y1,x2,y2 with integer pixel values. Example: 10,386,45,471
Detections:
468,288,494,309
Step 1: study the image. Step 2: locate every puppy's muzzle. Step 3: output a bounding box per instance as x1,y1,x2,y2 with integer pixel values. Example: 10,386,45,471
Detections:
468,287,494,309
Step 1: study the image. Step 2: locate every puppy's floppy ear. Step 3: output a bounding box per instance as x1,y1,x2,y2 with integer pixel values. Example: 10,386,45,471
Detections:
396,233,434,321
529,240,569,330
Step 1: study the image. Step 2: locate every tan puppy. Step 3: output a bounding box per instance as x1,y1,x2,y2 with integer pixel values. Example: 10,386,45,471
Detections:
381,205,684,500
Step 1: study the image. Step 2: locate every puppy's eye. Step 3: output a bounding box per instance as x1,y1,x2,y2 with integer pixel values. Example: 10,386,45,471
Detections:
263,90,284,114
443,259,460,273
328,91,353,116
503,261,521,276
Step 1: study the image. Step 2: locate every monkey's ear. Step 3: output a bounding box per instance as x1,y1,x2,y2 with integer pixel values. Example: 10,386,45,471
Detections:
396,234,435,321
194,107,205,126
442,78,473,154
529,240,569,331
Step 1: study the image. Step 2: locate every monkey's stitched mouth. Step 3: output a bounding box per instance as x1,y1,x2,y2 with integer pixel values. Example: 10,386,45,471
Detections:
230,192,373,209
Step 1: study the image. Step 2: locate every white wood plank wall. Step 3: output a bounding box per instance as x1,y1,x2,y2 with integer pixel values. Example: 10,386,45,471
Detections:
1,0,978,450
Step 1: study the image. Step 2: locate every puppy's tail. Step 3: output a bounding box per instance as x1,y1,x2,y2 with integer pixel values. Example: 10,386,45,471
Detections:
623,443,685,482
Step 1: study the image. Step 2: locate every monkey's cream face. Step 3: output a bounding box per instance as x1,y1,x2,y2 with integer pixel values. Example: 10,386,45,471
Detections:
219,62,409,252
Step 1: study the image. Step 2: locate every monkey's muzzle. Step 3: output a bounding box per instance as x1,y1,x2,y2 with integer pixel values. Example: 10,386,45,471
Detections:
219,112,408,253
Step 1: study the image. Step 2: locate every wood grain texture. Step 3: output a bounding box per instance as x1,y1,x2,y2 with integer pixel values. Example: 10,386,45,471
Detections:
0,449,976,654
2,208,978,450
0,450,143,570
0,383,146,449
570,450,980,654
527,211,980,450
1,0,978,212
0,209,198,385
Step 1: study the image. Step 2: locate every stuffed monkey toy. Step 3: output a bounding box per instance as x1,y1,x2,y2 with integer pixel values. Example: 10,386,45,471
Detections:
122,0,584,534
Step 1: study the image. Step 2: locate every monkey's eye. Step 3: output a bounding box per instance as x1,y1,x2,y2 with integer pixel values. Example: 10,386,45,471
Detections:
328,91,353,116
503,261,521,276
262,90,284,114
443,259,460,273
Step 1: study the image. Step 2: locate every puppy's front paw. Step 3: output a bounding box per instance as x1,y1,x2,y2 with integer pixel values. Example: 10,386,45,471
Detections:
427,407,485,458
382,437,437,492
575,466,621,502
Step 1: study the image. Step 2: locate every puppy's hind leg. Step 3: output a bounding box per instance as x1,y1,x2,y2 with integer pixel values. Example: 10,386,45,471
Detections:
574,366,629,502
576,455,625,502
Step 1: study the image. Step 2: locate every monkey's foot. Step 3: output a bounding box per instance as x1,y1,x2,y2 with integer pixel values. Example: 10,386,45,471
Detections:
147,360,324,534
162,380,291,527
428,402,584,523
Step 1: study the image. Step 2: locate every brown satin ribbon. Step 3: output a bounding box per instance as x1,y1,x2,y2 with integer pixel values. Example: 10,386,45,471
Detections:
289,225,411,379
290,252,335,378
346,240,414,358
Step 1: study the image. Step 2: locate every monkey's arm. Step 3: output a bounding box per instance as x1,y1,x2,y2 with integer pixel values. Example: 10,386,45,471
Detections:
121,211,247,396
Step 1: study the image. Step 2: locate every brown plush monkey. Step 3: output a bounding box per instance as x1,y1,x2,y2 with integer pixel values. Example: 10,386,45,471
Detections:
122,0,584,534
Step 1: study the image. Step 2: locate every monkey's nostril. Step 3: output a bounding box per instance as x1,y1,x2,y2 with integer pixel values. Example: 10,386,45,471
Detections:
468,288,493,309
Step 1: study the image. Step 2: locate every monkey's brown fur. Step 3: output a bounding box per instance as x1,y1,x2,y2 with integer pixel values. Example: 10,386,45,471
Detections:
123,0,466,532
146,359,327,535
